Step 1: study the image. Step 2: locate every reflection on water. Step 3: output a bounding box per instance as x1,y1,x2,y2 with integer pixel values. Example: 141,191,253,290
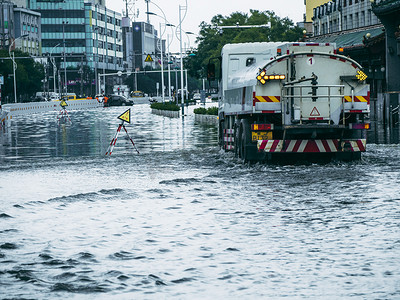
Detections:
0,105,218,162
368,122,400,144
0,104,399,299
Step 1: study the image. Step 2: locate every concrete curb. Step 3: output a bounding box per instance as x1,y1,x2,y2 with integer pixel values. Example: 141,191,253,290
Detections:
151,109,180,118
194,114,218,125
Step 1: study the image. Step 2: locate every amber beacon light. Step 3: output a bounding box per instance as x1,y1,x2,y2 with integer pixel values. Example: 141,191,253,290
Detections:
257,69,285,84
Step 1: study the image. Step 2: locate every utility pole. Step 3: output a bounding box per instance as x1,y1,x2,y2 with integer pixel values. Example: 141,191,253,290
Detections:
179,5,186,116
159,23,165,103
145,0,150,23
62,20,68,97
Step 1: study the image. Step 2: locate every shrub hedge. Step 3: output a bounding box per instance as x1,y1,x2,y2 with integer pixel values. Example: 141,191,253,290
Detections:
194,106,218,115
150,102,180,111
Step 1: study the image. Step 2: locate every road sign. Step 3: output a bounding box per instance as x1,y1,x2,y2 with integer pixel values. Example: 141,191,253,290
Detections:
0,76,3,85
145,54,153,62
118,108,131,123
60,99,68,107
106,108,139,155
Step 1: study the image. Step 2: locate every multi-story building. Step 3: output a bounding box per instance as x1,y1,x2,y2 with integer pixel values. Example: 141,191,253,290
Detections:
27,0,123,95
14,7,41,56
310,0,400,139
0,1,41,56
0,1,17,50
305,0,330,22
312,0,381,35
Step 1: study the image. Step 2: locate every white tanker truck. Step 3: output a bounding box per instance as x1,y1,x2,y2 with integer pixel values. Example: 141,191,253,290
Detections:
209,42,370,161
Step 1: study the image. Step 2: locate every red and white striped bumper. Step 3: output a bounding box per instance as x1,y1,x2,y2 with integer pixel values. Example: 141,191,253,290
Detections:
257,139,366,153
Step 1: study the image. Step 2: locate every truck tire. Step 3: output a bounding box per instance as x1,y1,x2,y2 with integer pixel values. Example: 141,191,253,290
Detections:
234,122,240,158
218,120,224,149
240,120,251,162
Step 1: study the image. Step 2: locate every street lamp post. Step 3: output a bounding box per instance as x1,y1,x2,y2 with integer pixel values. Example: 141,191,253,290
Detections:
62,21,69,97
94,26,99,95
179,5,186,116
8,34,28,103
50,43,60,95
94,4,99,95
146,9,174,103
167,34,172,101
159,23,165,103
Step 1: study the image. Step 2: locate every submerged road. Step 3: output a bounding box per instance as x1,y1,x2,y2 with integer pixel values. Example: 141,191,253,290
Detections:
0,104,399,298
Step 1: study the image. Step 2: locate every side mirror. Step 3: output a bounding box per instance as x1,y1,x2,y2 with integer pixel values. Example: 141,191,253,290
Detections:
207,63,215,81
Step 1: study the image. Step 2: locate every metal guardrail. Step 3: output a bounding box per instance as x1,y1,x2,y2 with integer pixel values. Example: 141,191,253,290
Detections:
282,85,345,124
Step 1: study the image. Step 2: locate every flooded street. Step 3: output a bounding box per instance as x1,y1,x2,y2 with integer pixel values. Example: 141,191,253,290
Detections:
1,104,399,299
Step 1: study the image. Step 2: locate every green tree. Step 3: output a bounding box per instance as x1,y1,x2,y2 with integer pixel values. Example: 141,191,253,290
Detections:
185,10,304,79
0,49,44,103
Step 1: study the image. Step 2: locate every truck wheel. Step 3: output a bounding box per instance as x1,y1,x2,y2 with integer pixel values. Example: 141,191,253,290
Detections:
240,120,251,162
234,123,240,158
218,120,224,148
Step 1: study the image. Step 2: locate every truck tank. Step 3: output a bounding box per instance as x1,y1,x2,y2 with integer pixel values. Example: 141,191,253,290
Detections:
215,42,370,162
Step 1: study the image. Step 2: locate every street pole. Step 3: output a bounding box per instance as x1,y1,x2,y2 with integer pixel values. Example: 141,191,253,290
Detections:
98,73,101,95
175,68,178,103
95,5,99,96
132,51,138,92
185,69,188,102
159,23,165,103
50,43,60,95
179,5,185,116
167,34,172,102
62,21,68,97
12,52,17,103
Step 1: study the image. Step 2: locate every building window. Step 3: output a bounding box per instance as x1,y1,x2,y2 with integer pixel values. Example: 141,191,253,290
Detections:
361,11,365,27
368,10,372,25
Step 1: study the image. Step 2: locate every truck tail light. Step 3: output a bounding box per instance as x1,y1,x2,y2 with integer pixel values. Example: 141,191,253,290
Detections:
349,123,370,130
252,124,274,130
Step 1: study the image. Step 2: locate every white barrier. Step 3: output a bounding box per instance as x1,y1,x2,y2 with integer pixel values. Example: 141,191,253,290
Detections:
0,110,10,129
2,99,102,117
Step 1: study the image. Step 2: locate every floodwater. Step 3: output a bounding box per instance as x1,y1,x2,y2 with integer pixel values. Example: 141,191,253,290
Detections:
0,104,399,299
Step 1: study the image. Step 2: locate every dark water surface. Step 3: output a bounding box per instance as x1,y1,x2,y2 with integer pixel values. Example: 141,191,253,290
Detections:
1,105,399,299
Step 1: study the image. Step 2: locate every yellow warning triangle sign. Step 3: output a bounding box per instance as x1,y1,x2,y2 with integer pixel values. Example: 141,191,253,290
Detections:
118,109,131,123
145,54,153,62
60,99,68,107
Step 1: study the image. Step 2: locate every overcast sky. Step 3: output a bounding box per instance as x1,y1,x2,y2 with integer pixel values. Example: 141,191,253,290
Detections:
107,0,305,52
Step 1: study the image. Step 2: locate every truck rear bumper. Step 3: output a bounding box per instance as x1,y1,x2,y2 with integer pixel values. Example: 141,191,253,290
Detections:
257,139,366,153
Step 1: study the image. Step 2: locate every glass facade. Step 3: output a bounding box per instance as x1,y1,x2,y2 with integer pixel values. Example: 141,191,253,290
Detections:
29,0,123,72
